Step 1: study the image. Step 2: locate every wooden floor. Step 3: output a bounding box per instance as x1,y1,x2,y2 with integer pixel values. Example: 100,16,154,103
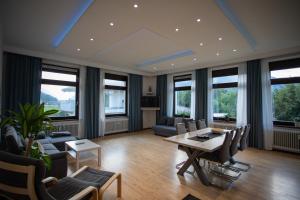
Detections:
68,129,300,200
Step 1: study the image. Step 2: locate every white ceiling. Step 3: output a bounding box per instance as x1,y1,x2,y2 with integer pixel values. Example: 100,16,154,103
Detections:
2,0,300,75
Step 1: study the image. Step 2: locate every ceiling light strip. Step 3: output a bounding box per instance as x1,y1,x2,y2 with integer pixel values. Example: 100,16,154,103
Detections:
52,0,94,47
214,0,256,50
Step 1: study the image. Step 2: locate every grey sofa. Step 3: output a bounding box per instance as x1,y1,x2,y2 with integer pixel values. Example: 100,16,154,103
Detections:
152,117,193,137
3,125,77,179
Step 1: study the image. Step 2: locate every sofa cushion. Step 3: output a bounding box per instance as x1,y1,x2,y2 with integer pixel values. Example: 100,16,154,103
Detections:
166,117,175,126
6,126,24,148
152,125,176,137
157,117,167,125
50,136,77,151
49,131,72,138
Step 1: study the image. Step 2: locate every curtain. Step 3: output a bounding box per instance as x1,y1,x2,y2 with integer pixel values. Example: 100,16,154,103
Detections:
207,68,213,126
156,75,167,123
236,63,247,127
261,60,273,150
2,52,41,113
78,66,86,139
195,68,208,122
99,71,105,137
247,60,264,149
84,67,100,139
128,74,143,132
190,71,196,119
167,74,174,117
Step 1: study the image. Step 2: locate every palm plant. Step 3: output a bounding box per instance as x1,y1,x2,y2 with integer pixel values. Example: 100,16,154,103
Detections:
1,103,58,157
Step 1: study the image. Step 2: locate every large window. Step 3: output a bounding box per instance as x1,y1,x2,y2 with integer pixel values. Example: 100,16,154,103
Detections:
40,65,79,120
173,75,192,117
212,67,238,121
269,58,300,126
104,73,127,116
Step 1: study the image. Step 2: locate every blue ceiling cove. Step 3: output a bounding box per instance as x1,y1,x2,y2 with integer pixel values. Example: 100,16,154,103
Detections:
137,50,194,67
52,0,94,47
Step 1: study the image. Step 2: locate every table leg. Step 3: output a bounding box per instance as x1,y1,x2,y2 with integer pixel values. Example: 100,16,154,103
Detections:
177,147,210,186
76,152,80,170
98,147,101,167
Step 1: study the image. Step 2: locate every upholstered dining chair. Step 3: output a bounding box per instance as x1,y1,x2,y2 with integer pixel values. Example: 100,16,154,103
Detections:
234,124,251,171
197,119,207,130
199,130,241,182
187,121,197,132
176,123,187,135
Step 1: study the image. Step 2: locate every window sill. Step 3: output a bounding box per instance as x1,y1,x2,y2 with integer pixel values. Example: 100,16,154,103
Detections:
273,125,300,130
213,120,236,124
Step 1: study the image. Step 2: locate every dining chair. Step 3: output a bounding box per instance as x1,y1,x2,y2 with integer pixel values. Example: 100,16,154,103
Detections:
176,123,187,134
199,130,241,182
187,121,197,132
197,119,207,130
234,124,251,171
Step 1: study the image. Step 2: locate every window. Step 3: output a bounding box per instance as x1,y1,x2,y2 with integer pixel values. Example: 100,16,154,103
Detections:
212,67,238,121
269,58,300,126
173,75,192,117
40,65,79,120
104,73,127,116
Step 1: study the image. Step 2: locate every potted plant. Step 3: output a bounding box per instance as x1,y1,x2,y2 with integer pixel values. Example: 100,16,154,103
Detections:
294,117,300,128
1,103,58,169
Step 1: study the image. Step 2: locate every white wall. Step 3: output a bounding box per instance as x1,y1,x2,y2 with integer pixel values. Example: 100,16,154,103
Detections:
142,76,157,129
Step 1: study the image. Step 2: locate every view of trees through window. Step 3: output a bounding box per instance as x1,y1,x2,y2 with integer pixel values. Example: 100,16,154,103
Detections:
272,84,300,122
213,88,237,118
175,90,191,116
174,76,191,117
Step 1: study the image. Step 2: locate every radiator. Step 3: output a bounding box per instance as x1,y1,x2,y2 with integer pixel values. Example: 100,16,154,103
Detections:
105,117,128,134
52,121,79,137
273,128,300,153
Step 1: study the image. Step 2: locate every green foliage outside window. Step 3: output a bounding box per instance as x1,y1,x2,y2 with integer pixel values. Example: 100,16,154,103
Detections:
272,83,300,122
213,88,237,118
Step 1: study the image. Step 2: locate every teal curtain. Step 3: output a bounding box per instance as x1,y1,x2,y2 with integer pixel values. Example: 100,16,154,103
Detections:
2,52,41,113
156,75,167,123
129,74,143,131
84,67,100,139
195,68,208,121
247,60,264,148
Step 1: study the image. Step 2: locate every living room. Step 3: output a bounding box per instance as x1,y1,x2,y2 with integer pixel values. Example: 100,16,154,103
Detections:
0,1,300,200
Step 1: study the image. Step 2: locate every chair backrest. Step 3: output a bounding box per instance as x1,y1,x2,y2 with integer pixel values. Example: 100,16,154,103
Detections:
187,121,197,132
0,151,50,200
230,127,242,156
218,131,234,164
176,123,187,135
239,124,251,151
197,119,207,129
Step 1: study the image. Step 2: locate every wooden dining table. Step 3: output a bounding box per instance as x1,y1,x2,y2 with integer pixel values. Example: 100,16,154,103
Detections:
164,127,229,186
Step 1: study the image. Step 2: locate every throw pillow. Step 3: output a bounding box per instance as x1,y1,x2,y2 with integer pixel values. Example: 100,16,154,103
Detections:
5,126,24,148
49,131,72,138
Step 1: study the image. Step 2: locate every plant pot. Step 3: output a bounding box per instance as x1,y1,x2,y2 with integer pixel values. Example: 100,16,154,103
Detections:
295,122,300,128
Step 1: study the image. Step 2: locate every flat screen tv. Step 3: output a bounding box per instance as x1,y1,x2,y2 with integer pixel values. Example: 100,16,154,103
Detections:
141,96,159,107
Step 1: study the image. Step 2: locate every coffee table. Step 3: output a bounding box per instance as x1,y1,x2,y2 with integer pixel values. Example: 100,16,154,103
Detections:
65,139,101,170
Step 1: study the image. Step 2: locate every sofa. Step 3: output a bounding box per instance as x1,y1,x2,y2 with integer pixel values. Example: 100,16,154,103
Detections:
3,125,77,179
152,117,193,137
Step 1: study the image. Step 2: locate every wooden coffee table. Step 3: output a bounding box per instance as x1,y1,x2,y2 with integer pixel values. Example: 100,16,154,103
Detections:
65,139,101,170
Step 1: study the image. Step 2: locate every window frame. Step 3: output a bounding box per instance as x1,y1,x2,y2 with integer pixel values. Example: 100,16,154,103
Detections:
104,73,128,117
41,64,80,120
212,67,238,122
173,74,192,118
269,58,300,127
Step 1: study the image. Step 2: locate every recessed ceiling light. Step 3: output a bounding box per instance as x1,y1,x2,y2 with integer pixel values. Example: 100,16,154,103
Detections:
216,52,220,56
196,18,201,22
133,4,138,8
109,22,114,26
193,58,197,61
200,42,203,46
233,49,237,52
77,48,81,51
218,37,222,41
175,28,180,32
90,38,94,41
171,63,175,66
